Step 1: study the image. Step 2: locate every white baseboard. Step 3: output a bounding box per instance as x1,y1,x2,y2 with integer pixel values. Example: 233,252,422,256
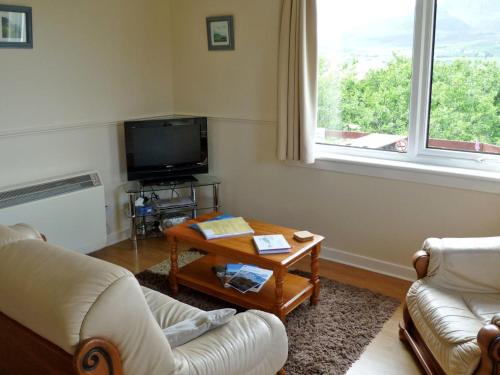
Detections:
106,228,130,247
320,246,416,281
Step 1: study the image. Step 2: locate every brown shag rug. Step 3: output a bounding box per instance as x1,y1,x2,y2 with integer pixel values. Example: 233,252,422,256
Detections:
136,252,400,375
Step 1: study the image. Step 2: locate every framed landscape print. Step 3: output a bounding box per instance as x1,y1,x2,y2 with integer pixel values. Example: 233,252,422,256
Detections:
0,4,32,48
206,15,234,51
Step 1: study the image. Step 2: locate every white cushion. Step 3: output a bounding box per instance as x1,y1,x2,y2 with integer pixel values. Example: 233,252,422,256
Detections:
407,279,493,375
173,309,288,375
142,286,288,374
424,236,500,292
142,286,204,327
163,308,236,347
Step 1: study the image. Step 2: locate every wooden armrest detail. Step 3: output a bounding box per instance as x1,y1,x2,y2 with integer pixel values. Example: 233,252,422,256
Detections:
74,338,123,375
412,250,430,280
476,324,500,375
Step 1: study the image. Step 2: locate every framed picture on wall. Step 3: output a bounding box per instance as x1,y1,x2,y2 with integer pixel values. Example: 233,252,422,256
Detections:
0,4,33,48
206,15,234,51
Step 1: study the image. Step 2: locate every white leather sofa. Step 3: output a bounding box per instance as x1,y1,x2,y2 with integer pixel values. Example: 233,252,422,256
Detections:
0,224,288,375
400,236,500,375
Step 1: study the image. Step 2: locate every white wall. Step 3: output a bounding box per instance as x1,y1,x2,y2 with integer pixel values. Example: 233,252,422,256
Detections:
0,0,174,239
171,0,500,273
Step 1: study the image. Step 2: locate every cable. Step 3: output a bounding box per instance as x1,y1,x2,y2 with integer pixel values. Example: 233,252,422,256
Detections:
170,184,180,199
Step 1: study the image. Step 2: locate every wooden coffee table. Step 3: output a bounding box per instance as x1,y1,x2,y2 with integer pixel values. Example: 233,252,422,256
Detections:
165,213,324,321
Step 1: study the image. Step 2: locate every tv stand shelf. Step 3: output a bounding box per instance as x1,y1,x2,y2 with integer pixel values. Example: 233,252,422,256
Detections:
123,175,221,241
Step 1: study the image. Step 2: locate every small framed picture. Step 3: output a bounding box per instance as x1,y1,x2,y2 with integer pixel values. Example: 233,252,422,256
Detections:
206,15,234,51
0,4,32,48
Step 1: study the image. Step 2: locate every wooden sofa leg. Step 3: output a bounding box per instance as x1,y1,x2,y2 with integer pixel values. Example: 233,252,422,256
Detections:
74,338,123,375
277,369,286,375
399,304,446,375
476,324,500,375
399,304,413,342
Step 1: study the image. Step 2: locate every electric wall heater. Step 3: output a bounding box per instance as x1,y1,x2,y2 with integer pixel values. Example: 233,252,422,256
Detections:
0,172,106,254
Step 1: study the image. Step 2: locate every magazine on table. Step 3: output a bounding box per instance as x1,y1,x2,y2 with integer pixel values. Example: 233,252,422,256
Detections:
212,263,273,293
227,265,273,293
238,265,273,293
227,269,263,293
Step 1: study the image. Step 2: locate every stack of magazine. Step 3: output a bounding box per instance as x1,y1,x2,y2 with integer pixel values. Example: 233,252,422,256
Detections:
212,263,273,293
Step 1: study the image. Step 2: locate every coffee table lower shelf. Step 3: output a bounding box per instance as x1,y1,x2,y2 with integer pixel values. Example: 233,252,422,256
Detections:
176,254,314,317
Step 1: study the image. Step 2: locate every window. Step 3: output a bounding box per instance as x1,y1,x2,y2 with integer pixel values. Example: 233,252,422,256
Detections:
427,1,500,155
317,0,415,152
317,0,500,170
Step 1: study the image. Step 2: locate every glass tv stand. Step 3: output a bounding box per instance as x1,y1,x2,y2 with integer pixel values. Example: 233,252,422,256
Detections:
123,175,221,241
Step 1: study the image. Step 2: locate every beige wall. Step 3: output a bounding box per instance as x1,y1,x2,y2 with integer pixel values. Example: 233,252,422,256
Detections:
172,0,500,268
0,0,174,237
172,0,279,121
1,0,173,130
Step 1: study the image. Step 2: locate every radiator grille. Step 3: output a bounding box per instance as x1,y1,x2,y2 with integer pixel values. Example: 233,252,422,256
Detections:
0,173,101,209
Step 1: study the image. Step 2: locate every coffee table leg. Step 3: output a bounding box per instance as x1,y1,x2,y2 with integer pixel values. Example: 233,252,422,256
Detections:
310,243,320,305
274,267,286,321
169,237,179,295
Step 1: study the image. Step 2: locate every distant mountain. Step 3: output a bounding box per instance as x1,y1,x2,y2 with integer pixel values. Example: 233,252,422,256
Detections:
436,10,472,33
320,1,500,58
342,7,497,50
439,0,500,33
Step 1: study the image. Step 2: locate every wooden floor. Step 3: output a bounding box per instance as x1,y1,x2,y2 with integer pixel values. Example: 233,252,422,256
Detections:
92,238,423,374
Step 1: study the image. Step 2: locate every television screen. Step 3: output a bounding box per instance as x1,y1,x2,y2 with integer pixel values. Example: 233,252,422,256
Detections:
125,117,208,182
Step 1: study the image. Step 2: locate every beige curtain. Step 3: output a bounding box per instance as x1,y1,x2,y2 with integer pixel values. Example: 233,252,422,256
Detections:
277,0,318,164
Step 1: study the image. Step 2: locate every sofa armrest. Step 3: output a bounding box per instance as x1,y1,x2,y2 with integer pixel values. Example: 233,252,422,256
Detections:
74,338,123,375
8,223,45,241
492,314,500,327
421,236,500,292
412,250,430,279
423,236,500,255
172,310,287,375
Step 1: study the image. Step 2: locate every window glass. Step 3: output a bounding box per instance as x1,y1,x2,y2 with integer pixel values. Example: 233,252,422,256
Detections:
427,0,500,155
317,0,415,153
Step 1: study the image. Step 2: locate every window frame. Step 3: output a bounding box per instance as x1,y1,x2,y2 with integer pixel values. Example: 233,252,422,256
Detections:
316,0,500,174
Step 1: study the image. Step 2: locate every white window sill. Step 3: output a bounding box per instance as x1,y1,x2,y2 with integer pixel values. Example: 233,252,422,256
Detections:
288,150,500,194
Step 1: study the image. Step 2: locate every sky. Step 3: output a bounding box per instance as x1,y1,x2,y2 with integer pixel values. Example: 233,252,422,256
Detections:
317,0,415,36
317,0,415,58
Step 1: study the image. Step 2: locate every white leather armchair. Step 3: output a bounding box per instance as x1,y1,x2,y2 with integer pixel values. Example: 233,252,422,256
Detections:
0,224,288,375
400,236,500,375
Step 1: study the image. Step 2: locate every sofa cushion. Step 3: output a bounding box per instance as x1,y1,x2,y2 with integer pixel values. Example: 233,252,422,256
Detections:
142,286,204,328
163,308,236,348
407,279,484,375
461,292,500,325
173,309,288,375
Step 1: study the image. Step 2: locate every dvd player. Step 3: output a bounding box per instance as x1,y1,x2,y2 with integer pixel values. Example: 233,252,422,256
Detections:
152,197,195,210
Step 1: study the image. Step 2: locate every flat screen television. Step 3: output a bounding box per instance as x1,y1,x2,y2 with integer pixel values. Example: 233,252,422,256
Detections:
124,116,208,183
